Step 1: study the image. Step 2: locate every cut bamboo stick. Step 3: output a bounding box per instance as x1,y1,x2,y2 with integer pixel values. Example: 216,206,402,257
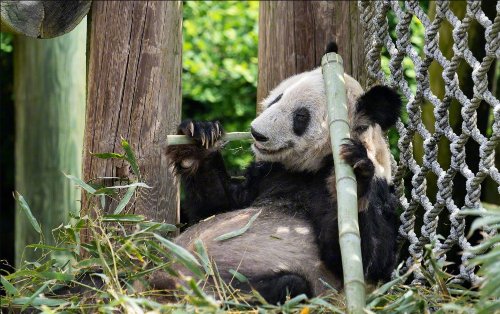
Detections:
322,52,366,313
167,132,252,146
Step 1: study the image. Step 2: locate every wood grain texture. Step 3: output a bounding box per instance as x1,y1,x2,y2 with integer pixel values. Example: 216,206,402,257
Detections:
257,1,365,111
82,1,182,234
14,20,87,265
1,0,91,38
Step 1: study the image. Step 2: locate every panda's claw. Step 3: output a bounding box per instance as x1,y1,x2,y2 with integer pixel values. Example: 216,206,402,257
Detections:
175,119,225,150
340,139,375,180
215,122,220,138
189,121,195,137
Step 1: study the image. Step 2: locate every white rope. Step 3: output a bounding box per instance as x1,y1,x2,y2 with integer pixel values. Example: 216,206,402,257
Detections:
359,0,500,285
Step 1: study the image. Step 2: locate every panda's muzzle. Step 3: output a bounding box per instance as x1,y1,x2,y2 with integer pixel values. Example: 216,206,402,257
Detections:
251,127,269,142
253,141,293,155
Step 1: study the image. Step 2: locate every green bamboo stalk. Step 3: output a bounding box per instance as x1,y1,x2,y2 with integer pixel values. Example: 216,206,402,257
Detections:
322,53,366,313
167,132,252,146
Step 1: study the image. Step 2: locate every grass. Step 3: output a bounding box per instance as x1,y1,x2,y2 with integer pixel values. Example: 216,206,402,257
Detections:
1,141,499,313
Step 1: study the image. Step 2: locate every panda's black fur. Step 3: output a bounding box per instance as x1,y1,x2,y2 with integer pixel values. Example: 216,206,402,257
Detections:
166,78,402,303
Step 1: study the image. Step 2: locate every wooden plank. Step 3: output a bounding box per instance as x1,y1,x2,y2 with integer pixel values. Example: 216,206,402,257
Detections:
257,1,365,111
81,1,182,238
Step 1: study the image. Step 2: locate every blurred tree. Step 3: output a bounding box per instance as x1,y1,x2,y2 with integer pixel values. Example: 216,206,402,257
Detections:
0,32,15,272
14,20,87,265
182,1,259,171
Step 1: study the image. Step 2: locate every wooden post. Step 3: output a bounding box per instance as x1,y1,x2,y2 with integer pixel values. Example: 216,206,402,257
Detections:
257,1,365,111
1,0,91,38
14,20,87,265
81,1,182,239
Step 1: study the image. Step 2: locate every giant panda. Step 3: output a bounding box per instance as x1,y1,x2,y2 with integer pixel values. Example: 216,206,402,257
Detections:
162,48,402,304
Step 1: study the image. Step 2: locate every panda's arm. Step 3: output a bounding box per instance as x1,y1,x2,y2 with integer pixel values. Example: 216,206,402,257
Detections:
313,178,398,284
358,179,399,282
340,138,399,282
167,120,259,224
315,139,398,283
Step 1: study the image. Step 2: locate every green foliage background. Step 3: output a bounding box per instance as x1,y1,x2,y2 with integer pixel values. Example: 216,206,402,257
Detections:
182,1,259,172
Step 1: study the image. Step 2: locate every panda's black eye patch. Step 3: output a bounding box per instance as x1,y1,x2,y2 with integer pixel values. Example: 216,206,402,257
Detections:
293,107,310,136
268,93,283,107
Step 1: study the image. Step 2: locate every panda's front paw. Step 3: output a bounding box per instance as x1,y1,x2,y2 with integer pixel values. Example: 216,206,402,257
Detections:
166,120,225,175
340,139,375,180
177,119,224,149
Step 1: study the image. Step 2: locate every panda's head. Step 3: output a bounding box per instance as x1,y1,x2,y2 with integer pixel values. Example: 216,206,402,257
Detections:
251,68,401,177
251,68,363,172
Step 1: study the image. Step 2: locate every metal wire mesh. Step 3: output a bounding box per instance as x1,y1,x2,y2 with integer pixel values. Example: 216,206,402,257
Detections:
359,0,499,284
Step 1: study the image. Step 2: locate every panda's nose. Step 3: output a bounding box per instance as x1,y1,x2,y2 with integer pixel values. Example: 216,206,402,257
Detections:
251,127,269,142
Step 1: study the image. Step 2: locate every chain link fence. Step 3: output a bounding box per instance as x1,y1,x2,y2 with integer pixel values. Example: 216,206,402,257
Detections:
359,0,499,284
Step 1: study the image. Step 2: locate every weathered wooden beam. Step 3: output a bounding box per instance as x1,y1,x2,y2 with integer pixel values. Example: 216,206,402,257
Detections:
81,1,182,242
1,0,90,38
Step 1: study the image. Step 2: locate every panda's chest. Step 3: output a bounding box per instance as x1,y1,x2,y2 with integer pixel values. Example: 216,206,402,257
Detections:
251,169,332,216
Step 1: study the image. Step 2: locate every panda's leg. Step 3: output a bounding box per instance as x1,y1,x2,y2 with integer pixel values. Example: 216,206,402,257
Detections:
237,272,312,304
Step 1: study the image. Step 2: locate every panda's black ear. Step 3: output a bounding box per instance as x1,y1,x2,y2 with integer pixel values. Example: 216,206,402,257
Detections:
325,41,338,54
355,85,402,130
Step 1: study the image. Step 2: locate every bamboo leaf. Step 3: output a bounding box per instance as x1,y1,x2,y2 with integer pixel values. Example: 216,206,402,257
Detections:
13,297,68,307
14,192,41,234
114,186,136,214
195,240,213,276
21,281,51,311
469,216,500,237
26,244,68,252
75,258,102,269
5,269,43,280
229,269,248,283
93,187,116,196
102,214,145,222
39,272,74,282
310,298,343,313
1,275,18,296
214,209,261,241
91,152,125,159
121,138,141,179
100,194,106,209
64,174,96,194
153,234,203,278
284,293,308,307
106,182,152,190
139,222,177,233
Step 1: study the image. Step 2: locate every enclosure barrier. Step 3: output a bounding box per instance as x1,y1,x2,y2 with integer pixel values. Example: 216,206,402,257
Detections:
360,0,499,284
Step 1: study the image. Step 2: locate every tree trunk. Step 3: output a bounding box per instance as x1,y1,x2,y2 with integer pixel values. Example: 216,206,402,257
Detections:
14,20,87,265
81,1,182,241
257,1,365,111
